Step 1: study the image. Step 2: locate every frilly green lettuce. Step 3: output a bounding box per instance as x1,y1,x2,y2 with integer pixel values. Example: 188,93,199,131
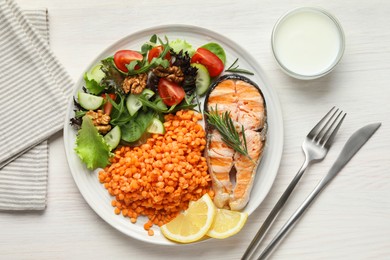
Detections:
169,39,195,57
74,116,111,170
84,63,106,95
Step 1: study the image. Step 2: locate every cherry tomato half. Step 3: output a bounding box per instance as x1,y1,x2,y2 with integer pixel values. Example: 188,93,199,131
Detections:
102,93,116,115
158,78,185,106
113,50,143,73
191,47,224,77
148,45,171,63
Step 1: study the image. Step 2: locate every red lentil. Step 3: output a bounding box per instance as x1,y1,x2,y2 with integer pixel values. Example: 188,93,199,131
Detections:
98,110,214,235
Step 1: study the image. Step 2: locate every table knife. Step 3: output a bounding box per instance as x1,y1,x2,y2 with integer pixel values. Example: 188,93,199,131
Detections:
255,122,381,260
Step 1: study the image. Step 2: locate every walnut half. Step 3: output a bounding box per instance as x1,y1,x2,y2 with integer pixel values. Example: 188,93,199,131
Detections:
153,65,184,84
122,73,148,94
86,110,111,134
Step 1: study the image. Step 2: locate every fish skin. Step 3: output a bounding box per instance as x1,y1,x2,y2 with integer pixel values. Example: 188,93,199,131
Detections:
206,76,266,211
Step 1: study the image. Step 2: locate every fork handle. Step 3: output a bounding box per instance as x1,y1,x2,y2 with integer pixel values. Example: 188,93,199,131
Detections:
256,176,331,260
241,159,310,260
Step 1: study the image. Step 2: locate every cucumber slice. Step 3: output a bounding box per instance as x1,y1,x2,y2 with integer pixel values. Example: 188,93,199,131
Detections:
126,94,142,116
146,118,165,134
104,126,121,150
78,92,104,110
142,89,155,99
126,89,155,116
191,63,211,96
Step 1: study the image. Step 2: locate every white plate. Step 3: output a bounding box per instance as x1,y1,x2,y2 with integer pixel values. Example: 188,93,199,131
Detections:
63,24,284,245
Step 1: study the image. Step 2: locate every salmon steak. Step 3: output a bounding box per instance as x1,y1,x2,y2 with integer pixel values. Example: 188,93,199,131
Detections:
204,74,266,211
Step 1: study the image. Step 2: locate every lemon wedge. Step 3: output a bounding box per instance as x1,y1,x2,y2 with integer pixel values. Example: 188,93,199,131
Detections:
160,193,216,243
206,208,248,239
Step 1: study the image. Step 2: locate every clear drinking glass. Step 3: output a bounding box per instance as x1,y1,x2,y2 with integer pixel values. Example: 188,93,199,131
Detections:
271,7,345,80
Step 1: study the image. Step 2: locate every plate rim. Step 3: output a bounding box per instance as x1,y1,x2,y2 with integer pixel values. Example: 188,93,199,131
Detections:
63,24,284,245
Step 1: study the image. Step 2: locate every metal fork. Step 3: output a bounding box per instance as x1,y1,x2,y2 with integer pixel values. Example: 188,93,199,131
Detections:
242,106,346,260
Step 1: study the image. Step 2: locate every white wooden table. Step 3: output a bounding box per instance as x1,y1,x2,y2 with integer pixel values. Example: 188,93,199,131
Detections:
2,0,390,259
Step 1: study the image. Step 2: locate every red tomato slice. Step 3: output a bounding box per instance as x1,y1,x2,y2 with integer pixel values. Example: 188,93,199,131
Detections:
148,45,171,63
102,93,116,115
191,47,224,77
113,50,143,73
158,78,185,106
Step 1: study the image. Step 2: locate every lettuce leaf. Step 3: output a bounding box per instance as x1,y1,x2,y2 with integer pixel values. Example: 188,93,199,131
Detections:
169,39,195,57
84,73,104,95
84,63,106,94
74,116,111,170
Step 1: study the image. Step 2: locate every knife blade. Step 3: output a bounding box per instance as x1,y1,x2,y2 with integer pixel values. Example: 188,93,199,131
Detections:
325,122,381,180
256,122,381,260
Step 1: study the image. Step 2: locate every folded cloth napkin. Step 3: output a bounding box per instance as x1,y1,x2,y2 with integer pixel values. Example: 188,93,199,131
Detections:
0,0,73,210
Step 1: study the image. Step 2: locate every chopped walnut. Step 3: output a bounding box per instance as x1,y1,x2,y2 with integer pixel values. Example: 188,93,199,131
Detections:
86,110,112,134
95,125,112,134
122,73,148,94
153,65,184,84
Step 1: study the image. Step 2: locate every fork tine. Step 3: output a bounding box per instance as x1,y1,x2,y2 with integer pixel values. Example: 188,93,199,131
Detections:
314,108,340,142
307,106,335,139
317,109,342,142
322,112,346,148
315,108,346,146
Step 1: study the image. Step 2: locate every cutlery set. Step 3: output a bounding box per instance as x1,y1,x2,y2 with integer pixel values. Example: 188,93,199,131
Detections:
242,107,381,259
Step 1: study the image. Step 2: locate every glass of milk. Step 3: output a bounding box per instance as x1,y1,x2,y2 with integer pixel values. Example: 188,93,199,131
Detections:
272,7,345,80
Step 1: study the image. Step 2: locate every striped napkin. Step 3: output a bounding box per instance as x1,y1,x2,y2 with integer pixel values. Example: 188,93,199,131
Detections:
0,0,73,210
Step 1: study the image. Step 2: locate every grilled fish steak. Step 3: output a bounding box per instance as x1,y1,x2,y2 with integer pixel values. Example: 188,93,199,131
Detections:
205,74,266,211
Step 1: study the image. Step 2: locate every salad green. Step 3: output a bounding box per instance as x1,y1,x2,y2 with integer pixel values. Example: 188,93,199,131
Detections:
169,39,196,57
75,116,111,170
84,63,106,94
120,111,155,143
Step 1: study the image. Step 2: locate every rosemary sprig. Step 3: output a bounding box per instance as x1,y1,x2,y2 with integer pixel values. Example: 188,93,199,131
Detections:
205,106,253,162
225,58,254,75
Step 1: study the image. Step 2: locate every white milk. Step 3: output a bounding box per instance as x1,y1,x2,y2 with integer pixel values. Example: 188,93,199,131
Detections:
272,8,344,79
